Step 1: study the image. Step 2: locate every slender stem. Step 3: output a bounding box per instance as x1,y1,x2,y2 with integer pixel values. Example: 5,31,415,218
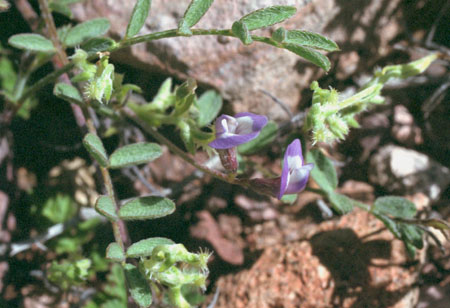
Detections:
36,0,130,251
37,0,68,65
16,28,280,107
121,107,239,186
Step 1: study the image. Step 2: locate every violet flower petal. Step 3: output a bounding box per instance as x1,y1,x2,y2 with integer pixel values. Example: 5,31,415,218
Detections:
209,112,268,149
278,139,313,199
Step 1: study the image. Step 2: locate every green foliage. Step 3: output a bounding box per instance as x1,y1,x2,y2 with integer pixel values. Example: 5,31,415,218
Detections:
42,193,77,224
327,191,354,214
118,196,175,220
273,28,339,51
129,78,216,154
140,244,210,308
305,54,438,144
47,259,91,290
53,82,83,105
371,196,424,257
8,33,55,52
51,218,102,254
106,242,125,262
95,195,118,221
280,194,298,204
49,1,73,18
231,21,253,45
306,149,337,193
124,264,153,308
238,121,278,155
239,6,296,31
178,0,215,35
126,0,152,38
194,90,222,127
63,18,111,47
283,44,331,71
0,46,17,97
81,37,116,54
173,78,197,116
127,237,175,258
87,55,115,103
109,142,162,169
85,263,127,308
372,196,416,219
83,133,109,168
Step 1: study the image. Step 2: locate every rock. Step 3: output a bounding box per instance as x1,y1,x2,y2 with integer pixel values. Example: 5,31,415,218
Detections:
190,211,244,265
213,208,422,308
369,145,450,201
72,0,403,120
392,105,423,146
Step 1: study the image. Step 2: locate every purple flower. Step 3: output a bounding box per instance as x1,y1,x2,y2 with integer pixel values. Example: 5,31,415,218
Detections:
209,112,268,149
278,139,314,199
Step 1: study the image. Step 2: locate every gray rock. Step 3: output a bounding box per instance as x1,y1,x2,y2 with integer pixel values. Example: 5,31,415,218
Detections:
369,145,450,201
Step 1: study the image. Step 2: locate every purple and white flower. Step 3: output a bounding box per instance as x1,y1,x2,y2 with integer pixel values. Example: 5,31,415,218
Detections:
278,139,314,199
209,112,268,149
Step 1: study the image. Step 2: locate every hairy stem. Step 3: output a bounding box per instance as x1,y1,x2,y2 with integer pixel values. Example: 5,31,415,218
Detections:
121,107,240,186
17,28,279,107
36,0,130,251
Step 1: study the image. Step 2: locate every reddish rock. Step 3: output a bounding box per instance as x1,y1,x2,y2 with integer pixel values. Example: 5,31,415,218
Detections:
190,211,244,265
213,209,422,308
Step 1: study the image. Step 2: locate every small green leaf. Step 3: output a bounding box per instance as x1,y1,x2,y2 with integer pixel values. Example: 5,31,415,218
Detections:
124,264,152,308
195,90,222,127
118,196,175,220
280,194,298,204
327,192,354,214
81,37,116,53
372,212,401,238
106,242,125,262
239,6,296,31
8,34,55,52
64,18,110,47
373,196,416,219
399,223,424,249
54,83,83,105
191,127,214,142
126,237,175,258
178,0,215,35
95,195,118,221
231,21,253,45
283,43,331,71
49,2,73,18
126,0,152,38
174,93,196,117
175,78,197,100
178,121,195,154
109,142,162,169
283,29,339,51
152,78,173,109
83,133,109,167
271,27,287,43
306,149,337,193
42,194,77,224
238,121,278,155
